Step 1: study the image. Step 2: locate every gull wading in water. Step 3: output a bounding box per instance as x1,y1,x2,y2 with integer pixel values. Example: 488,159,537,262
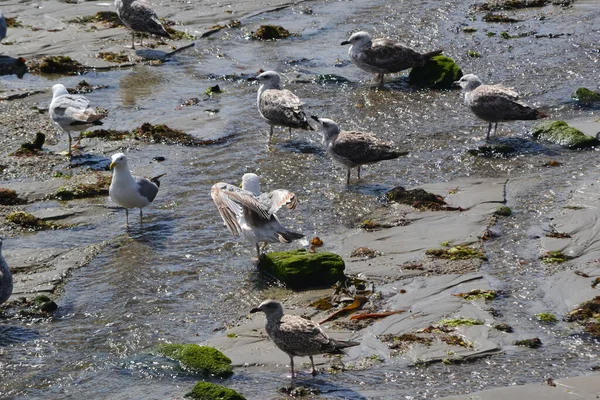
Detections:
250,299,360,379
0,11,7,44
115,0,171,49
312,116,408,185
211,173,304,258
454,74,547,140
248,71,313,141
109,153,164,225
49,84,107,159
341,31,442,87
0,239,13,307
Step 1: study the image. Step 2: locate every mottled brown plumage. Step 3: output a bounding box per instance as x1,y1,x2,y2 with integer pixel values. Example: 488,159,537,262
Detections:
455,74,546,139
115,0,171,49
312,116,407,185
341,31,442,86
250,300,359,379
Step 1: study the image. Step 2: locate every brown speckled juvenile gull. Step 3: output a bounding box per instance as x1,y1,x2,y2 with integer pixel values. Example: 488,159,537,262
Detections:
250,299,359,379
115,0,171,49
211,173,304,258
341,31,442,87
109,153,164,226
312,116,408,185
454,74,547,140
49,84,107,159
249,71,313,141
0,239,13,307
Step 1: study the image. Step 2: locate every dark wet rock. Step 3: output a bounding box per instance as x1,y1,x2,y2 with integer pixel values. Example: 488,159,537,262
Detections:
474,0,550,12
313,74,351,84
468,144,517,157
350,247,378,258
251,25,291,40
205,84,222,95
27,56,85,75
54,174,111,201
258,249,346,290
10,132,45,157
408,55,463,89
531,120,600,149
386,186,445,207
0,188,27,205
133,123,232,146
514,337,542,348
32,295,58,313
482,12,521,22
186,382,245,400
494,206,512,216
572,88,600,103
493,323,514,333
6,211,65,230
155,344,234,378
277,385,321,397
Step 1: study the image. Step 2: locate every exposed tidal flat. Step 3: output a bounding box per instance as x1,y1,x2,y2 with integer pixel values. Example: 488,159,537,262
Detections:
0,0,599,399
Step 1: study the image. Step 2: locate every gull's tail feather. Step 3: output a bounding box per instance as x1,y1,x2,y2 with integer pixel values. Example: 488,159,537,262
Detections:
277,230,304,243
150,173,166,187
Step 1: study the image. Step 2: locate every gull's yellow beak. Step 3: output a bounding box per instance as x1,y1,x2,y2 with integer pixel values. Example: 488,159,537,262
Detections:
109,161,115,170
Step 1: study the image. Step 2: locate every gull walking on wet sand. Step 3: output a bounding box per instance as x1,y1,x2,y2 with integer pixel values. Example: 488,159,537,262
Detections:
341,31,442,87
312,116,408,185
0,11,7,43
109,153,164,226
250,299,359,379
0,239,13,307
249,71,313,141
211,173,304,258
49,84,107,159
454,74,547,140
115,0,171,49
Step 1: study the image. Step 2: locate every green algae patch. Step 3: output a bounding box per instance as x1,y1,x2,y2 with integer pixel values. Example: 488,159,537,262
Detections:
441,335,472,348
531,120,600,149
0,188,26,205
565,296,600,323
493,323,513,333
514,337,542,348
28,56,85,75
156,344,233,378
482,12,521,22
54,174,111,200
408,55,463,89
439,318,484,327
32,295,59,313
82,128,131,141
97,52,130,64
386,186,449,210
186,381,245,400
474,0,550,11
426,246,487,261
572,88,600,103
494,205,512,216
251,25,291,40
536,313,557,323
68,11,124,27
6,211,63,230
258,249,346,290
133,123,221,146
468,144,517,157
454,289,497,301
540,250,570,264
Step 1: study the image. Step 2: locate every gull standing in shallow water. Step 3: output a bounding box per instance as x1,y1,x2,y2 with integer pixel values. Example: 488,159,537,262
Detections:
454,74,547,140
0,11,7,43
250,299,360,379
341,31,442,87
211,173,304,258
49,84,107,158
0,239,13,307
109,153,164,226
249,71,313,141
115,0,171,49
312,116,408,185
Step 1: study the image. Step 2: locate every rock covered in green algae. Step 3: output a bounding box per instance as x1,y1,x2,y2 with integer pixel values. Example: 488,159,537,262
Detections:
572,88,600,103
408,55,463,89
186,382,245,400
155,344,233,378
251,25,290,40
531,121,600,149
258,249,346,290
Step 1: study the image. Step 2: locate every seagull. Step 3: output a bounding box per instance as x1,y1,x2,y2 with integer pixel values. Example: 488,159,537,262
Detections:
109,153,164,226
49,84,107,159
210,173,304,258
248,71,313,141
454,74,547,140
250,299,360,379
115,0,171,49
0,11,7,43
0,239,13,307
341,31,442,87
311,116,408,185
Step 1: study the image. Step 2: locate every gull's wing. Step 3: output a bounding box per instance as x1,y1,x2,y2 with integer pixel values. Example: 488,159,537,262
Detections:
279,314,335,352
51,94,105,125
210,183,271,235
364,38,426,71
258,189,298,215
259,89,308,127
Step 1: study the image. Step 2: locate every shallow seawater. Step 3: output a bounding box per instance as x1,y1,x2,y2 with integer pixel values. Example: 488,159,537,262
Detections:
1,0,600,398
